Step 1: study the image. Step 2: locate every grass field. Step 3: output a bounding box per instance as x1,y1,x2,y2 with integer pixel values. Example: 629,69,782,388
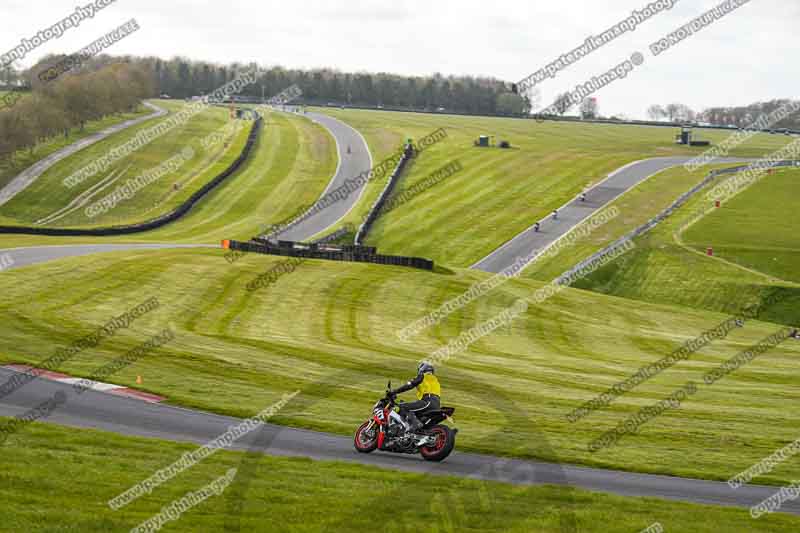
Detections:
0,103,151,191
519,162,745,282
316,108,793,267
2,106,799,530
683,168,800,283
565,166,800,326
0,107,336,248
0,100,255,229
1,247,799,486
3,422,796,532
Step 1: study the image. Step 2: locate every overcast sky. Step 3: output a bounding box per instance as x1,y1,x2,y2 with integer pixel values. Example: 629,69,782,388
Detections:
2,0,796,119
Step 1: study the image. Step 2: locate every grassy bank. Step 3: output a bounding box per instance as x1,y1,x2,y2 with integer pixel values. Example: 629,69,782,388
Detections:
1,421,797,532
683,168,800,283
0,247,798,485
0,108,336,247
317,108,790,267
0,100,249,228
0,103,151,191
571,167,800,325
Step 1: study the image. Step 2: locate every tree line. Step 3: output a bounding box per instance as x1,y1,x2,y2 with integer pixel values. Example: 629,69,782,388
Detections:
0,60,153,163
2,51,797,167
147,57,530,115
4,54,531,116
647,100,800,129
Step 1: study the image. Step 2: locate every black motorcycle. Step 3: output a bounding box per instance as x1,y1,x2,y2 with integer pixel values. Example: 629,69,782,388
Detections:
353,381,457,462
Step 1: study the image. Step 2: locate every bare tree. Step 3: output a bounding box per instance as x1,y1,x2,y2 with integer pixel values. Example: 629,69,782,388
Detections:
665,103,681,122
553,92,573,116
647,104,666,121
675,104,693,122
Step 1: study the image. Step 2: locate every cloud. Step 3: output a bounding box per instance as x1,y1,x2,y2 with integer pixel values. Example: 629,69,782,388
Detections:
1,0,795,119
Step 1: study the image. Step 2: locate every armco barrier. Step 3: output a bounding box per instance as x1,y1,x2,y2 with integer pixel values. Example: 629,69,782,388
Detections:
710,159,799,176
556,160,799,282
354,144,413,246
227,239,434,271
0,117,262,236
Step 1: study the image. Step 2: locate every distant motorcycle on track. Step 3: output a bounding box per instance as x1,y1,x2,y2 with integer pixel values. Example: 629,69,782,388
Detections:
353,381,457,462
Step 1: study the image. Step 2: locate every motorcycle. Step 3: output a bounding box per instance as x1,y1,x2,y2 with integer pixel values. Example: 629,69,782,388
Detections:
353,381,457,462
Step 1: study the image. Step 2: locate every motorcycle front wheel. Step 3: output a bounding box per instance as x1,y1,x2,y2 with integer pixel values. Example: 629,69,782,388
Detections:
354,421,378,453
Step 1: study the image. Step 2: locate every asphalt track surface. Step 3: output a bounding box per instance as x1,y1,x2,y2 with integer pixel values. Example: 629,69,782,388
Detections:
0,102,167,208
0,243,214,270
270,111,372,242
471,156,756,274
0,121,793,515
0,111,370,269
0,366,797,515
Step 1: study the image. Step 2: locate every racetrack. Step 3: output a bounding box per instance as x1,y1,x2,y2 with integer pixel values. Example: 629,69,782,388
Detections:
0,365,796,515
0,117,793,517
0,102,167,208
471,156,756,274
0,110,370,268
0,243,214,270
0,120,743,272
271,111,372,242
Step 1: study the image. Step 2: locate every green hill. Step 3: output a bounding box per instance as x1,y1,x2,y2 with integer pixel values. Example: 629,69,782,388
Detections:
571,166,800,326
684,167,800,283
1,247,798,486
316,108,791,267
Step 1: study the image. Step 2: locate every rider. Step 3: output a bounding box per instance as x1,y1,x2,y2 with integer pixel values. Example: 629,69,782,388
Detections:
390,361,440,432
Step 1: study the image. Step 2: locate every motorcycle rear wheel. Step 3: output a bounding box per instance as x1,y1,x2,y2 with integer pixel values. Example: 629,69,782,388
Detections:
354,421,378,453
419,424,455,462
